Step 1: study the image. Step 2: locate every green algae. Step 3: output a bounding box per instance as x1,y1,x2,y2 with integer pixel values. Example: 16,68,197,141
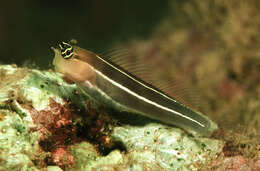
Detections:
69,142,123,170
0,109,40,170
111,123,222,170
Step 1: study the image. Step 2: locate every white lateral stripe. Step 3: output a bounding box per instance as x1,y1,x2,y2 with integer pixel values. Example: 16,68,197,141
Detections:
94,69,205,128
95,55,179,104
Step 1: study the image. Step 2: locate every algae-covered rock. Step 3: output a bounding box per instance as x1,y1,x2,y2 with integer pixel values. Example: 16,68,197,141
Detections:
111,123,222,170
0,64,223,170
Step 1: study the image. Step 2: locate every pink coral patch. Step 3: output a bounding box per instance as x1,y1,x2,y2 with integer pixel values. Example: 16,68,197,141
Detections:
51,147,74,167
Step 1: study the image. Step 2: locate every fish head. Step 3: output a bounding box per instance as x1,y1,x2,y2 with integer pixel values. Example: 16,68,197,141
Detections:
52,42,96,83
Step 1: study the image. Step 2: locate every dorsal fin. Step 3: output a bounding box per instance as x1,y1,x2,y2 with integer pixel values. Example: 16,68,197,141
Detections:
160,78,201,110
99,48,201,110
99,49,154,82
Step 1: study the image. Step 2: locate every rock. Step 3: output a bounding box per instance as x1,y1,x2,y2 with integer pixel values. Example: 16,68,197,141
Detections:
0,64,224,170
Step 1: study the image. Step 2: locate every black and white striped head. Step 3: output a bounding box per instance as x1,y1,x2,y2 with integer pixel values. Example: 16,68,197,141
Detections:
59,42,74,59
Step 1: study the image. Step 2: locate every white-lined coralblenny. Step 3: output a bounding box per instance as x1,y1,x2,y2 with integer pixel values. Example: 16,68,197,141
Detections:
52,42,218,136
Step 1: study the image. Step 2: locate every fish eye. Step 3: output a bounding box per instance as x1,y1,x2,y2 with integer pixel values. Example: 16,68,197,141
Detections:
66,50,71,56
59,42,74,59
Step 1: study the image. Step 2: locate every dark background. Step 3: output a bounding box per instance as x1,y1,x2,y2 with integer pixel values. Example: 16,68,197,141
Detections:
0,0,171,68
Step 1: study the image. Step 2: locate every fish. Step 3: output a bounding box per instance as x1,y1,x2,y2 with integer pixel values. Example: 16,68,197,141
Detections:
52,42,218,137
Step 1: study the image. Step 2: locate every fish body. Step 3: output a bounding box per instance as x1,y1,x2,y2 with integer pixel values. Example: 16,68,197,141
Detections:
52,42,218,136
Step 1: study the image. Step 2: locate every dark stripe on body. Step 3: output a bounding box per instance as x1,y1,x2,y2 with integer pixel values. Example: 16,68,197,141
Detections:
76,47,213,135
